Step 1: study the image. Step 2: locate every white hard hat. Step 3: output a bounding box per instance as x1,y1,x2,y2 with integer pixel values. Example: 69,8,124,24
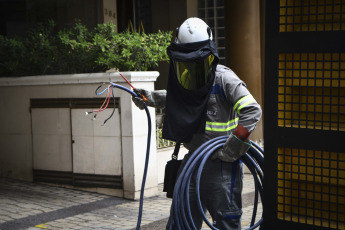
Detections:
176,17,213,44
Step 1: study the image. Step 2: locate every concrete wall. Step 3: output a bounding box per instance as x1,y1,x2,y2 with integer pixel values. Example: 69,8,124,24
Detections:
103,0,118,31
0,72,159,200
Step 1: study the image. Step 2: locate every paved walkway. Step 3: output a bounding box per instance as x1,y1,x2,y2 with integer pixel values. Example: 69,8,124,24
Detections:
0,173,262,230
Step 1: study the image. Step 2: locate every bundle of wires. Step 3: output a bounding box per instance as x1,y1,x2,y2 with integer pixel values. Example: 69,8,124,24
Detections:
86,83,117,125
170,136,264,230
89,82,151,230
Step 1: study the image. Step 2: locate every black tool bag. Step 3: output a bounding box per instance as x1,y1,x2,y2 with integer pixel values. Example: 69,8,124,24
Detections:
163,142,182,198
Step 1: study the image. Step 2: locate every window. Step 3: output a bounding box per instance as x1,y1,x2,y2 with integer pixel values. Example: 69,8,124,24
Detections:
198,0,226,64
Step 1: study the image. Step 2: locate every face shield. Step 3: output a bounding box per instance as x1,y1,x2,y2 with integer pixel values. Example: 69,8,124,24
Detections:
163,38,220,142
173,55,215,90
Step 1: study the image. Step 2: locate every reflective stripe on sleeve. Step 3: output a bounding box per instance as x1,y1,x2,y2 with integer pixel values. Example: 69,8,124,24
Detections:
233,94,256,114
205,117,239,132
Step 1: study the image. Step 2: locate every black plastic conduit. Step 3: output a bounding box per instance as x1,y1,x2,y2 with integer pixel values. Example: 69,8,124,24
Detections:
170,136,264,230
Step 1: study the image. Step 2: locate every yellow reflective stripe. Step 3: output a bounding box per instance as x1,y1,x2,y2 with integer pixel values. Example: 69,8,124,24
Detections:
234,95,256,114
233,96,247,112
238,98,256,113
205,123,238,132
205,117,239,132
206,117,239,126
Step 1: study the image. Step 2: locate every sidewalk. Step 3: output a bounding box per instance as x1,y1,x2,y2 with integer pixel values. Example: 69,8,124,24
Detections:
0,173,262,230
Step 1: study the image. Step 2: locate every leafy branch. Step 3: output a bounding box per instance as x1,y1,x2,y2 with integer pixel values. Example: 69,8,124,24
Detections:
0,21,172,77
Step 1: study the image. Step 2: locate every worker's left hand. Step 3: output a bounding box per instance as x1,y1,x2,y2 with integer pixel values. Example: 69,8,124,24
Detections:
132,89,152,110
211,132,252,162
132,88,167,110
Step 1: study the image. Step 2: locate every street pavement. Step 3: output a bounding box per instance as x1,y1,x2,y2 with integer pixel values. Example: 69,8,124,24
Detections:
0,173,262,230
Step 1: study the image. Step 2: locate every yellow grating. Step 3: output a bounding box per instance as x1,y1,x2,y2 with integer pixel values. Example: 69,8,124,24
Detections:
277,147,345,229
280,0,345,32
278,53,345,131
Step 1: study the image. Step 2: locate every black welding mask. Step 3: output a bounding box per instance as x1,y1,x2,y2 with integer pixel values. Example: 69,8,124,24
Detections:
162,39,219,143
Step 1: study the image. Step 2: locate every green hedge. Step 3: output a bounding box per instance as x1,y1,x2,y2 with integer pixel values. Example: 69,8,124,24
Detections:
0,21,172,77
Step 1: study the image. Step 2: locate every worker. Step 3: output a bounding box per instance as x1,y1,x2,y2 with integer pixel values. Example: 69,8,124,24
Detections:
132,17,262,230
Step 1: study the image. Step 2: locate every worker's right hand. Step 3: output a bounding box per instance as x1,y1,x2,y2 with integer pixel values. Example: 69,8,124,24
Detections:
132,88,167,110
211,132,251,162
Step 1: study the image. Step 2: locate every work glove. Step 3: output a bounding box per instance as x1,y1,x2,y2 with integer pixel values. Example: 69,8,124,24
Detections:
211,132,252,162
132,88,166,110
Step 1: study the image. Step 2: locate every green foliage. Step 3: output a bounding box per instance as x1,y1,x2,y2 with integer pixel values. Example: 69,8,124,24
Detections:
25,20,60,75
0,35,26,76
0,21,172,77
156,128,175,148
92,23,172,71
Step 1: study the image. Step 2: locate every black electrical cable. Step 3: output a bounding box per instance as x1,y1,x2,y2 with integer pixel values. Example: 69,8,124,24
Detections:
102,88,116,125
108,82,151,230
170,136,264,230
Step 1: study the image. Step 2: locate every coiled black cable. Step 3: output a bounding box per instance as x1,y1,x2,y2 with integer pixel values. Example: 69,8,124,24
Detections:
170,136,264,230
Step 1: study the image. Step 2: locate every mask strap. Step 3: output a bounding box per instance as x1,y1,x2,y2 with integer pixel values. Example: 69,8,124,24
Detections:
207,27,211,39
175,27,180,43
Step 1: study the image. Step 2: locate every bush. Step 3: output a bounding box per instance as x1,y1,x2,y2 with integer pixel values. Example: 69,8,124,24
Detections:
0,35,27,76
0,21,172,77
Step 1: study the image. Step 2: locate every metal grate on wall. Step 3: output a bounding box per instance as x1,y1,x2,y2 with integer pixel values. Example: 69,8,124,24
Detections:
277,147,345,228
265,0,345,229
278,52,345,131
280,0,345,32
198,0,226,64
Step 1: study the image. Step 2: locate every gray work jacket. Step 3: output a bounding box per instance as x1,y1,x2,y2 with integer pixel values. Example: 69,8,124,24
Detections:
184,64,262,152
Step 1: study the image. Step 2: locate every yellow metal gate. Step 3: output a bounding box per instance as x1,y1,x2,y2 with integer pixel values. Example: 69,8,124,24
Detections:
264,1,345,229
